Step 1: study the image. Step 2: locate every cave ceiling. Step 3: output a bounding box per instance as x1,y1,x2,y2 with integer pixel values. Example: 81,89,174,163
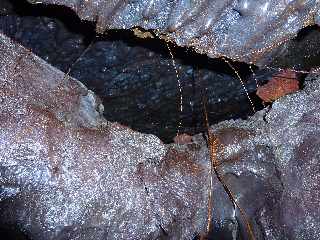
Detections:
28,0,320,66
1,1,320,240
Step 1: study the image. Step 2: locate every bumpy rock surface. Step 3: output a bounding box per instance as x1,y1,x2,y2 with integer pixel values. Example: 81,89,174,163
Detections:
0,8,262,142
28,0,320,65
0,32,320,240
0,32,210,240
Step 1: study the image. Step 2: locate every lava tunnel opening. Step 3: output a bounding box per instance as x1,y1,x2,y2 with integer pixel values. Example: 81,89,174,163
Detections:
2,0,318,143
1,1,320,240
0,0,270,143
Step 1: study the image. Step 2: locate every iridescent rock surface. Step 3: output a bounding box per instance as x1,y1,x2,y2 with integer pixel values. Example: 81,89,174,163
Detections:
0,32,320,239
0,10,261,142
28,0,320,65
0,32,209,240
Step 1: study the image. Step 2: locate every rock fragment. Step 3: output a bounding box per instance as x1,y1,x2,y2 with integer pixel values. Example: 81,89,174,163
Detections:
256,69,300,102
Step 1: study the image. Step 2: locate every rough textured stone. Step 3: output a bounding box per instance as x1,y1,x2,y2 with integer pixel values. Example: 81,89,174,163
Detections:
0,11,261,142
28,0,320,65
256,69,300,102
0,32,209,240
1,32,320,240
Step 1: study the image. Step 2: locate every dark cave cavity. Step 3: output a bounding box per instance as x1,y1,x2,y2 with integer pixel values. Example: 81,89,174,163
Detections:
1,1,320,240
1,0,318,143
0,224,31,240
267,24,320,72
1,0,270,143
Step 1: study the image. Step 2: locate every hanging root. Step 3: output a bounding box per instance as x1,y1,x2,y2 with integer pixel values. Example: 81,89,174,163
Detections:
164,40,184,136
153,29,184,136
202,98,217,236
63,39,95,81
222,57,256,113
249,64,266,108
203,99,255,240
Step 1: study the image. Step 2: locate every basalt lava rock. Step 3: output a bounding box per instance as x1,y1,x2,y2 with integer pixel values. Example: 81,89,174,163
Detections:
27,0,320,66
0,9,260,142
0,32,320,240
0,32,209,240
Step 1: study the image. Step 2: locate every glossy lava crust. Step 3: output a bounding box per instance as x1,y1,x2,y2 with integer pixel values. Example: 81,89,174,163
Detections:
29,0,320,65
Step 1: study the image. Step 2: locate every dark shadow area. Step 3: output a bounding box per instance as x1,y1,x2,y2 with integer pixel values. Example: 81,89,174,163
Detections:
6,0,317,143
0,0,268,143
0,2,319,240
2,0,96,43
0,225,31,240
269,24,320,71
5,0,319,142
1,0,253,76
4,0,255,78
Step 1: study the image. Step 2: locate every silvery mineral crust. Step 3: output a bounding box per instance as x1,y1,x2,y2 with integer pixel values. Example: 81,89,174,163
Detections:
1,24,320,240
29,0,320,65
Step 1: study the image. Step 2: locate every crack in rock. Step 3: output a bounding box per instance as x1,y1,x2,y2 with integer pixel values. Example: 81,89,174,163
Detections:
28,0,320,65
